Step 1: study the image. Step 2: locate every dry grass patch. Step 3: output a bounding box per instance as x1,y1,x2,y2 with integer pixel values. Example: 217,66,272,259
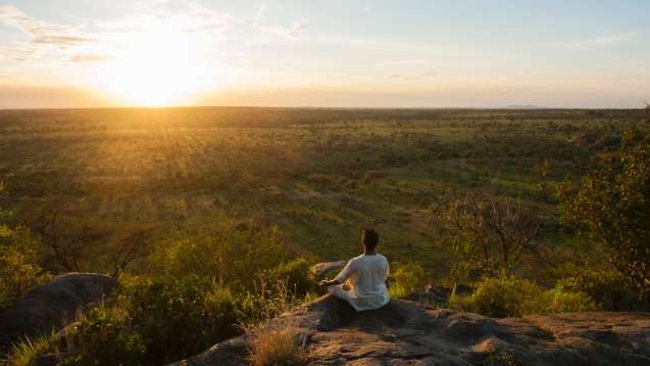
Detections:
247,323,307,366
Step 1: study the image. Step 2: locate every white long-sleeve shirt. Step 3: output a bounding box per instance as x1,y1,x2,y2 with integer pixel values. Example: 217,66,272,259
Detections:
332,253,390,311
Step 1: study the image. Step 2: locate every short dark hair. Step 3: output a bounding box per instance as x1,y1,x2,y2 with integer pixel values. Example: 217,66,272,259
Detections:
361,228,379,250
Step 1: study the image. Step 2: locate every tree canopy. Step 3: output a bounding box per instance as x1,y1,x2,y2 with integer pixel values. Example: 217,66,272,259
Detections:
560,129,650,297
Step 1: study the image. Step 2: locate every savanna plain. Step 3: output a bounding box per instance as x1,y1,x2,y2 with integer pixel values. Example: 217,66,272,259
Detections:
1,107,648,365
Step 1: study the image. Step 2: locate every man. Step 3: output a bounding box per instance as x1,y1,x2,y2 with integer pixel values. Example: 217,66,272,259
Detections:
319,228,390,311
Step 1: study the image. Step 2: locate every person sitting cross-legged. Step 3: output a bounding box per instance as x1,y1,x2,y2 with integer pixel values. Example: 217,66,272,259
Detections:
319,228,390,311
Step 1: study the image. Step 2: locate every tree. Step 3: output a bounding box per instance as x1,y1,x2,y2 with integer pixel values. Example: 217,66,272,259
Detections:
37,209,108,273
441,192,543,278
560,129,650,299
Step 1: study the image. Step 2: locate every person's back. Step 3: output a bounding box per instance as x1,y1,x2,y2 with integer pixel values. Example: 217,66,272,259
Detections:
320,229,390,311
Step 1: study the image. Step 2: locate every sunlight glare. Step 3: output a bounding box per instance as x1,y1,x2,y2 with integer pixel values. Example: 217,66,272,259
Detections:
97,22,210,106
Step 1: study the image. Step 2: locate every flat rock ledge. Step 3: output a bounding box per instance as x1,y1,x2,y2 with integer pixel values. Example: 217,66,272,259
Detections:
168,296,650,366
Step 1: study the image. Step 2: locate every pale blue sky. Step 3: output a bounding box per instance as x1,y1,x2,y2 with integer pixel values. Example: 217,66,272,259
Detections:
1,0,649,108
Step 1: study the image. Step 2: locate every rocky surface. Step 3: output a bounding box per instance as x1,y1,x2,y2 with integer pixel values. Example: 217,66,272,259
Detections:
169,295,650,366
0,272,117,352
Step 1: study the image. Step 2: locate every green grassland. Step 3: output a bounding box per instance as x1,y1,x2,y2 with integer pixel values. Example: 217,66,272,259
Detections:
0,107,647,279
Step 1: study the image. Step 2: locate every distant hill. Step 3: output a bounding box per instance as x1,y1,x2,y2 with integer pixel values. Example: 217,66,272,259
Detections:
504,104,548,109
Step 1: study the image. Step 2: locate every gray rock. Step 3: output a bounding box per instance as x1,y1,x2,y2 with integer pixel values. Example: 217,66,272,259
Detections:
168,296,650,366
0,272,117,352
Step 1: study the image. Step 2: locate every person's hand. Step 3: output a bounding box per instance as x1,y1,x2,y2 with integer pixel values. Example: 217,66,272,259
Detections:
342,284,351,291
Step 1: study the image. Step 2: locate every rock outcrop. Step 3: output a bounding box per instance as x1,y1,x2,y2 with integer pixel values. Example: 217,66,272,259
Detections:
0,272,117,352
169,296,650,366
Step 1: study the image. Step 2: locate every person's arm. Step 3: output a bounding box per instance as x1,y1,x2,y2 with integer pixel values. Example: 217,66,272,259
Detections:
319,278,342,287
319,259,354,288
385,261,391,288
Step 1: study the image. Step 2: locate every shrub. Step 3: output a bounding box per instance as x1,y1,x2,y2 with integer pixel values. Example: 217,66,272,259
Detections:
51,271,307,365
0,224,49,312
265,258,316,298
543,288,596,313
450,276,544,317
60,275,241,365
450,276,596,317
557,268,636,310
149,218,289,290
389,262,427,299
248,324,307,366
559,129,650,298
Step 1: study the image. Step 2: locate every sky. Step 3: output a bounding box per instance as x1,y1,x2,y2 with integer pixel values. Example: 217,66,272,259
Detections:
1,0,649,109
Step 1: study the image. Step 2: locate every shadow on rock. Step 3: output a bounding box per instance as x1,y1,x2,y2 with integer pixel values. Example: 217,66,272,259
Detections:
0,272,117,353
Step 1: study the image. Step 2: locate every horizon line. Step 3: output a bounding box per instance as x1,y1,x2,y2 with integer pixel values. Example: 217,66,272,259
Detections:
1,104,647,112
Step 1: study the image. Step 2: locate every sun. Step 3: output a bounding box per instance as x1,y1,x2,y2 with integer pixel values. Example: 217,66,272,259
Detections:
97,23,209,106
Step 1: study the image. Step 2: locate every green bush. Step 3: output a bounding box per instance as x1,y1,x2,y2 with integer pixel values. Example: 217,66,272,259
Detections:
0,223,49,312
389,262,427,299
61,275,241,366
450,276,543,317
31,273,304,366
559,129,650,298
149,218,289,290
557,268,636,310
450,276,596,317
4,216,315,365
265,257,316,297
543,288,597,313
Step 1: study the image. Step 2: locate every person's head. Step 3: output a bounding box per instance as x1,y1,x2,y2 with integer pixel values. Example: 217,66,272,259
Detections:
361,228,379,252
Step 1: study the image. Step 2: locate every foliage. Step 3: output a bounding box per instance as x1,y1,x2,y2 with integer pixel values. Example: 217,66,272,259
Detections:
388,262,427,298
450,276,544,317
0,230,47,312
450,276,595,317
441,192,543,278
543,288,598,313
7,331,60,366
36,210,110,274
43,274,305,366
1,109,647,363
247,324,307,366
149,217,290,290
2,108,643,268
484,349,522,366
560,129,650,298
265,257,316,298
7,216,317,365
57,275,240,365
0,186,49,312
557,267,636,310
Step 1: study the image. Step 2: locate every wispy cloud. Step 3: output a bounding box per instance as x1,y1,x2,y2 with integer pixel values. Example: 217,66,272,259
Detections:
96,1,232,35
0,5,93,47
559,32,635,49
70,54,113,63
252,2,308,40
376,59,430,67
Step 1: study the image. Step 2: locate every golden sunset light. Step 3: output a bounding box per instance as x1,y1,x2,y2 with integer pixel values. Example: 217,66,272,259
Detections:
2,1,648,108
96,24,205,106
1,1,650,365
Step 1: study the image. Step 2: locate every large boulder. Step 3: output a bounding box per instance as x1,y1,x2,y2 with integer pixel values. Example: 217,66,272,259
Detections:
0,272,117,352
168,295,650,366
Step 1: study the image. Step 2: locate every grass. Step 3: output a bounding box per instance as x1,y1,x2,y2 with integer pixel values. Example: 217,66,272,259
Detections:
247,324,308,366
0,107,647,277
7,331,60,366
